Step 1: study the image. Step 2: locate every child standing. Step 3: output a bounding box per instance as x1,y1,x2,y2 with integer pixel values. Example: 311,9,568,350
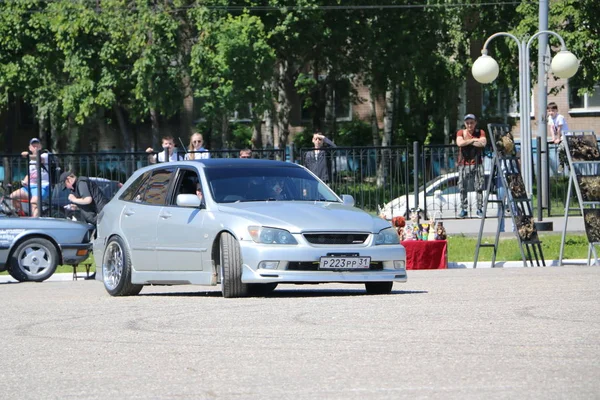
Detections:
547,102,569,172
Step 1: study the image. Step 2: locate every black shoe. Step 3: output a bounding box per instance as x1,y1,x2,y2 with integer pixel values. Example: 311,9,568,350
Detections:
458,210,468,218
85,272,96,280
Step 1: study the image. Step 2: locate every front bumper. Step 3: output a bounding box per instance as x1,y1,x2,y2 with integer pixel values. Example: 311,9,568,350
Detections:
238,241,406,284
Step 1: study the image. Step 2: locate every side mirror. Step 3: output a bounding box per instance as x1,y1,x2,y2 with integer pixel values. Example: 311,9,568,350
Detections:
341,194,355,207
434,190,442,198
176,194,202,208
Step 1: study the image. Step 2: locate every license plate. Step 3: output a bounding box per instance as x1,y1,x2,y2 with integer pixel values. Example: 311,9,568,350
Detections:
319,256,371,270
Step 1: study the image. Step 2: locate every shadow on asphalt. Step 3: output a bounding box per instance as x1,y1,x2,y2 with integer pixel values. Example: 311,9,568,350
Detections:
139,288,428,298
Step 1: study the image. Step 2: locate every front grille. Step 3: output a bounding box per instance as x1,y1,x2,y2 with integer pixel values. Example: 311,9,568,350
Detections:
303,233,369,245
287,261,383,271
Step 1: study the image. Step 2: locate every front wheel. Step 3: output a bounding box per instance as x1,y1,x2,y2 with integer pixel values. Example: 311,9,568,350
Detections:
102,236,142,296
220,232,248,298
365,282,393,295
8,238,58,282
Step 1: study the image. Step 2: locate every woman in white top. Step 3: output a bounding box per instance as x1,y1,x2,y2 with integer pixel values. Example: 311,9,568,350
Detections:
185,132,210,160
10,138,50,217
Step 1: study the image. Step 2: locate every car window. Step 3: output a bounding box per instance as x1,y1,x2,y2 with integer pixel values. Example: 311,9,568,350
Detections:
204,165,338,203
121,171,152,202
143,168,175,205
169,169,201,206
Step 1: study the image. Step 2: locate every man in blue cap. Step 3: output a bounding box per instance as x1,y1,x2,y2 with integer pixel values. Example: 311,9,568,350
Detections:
456,114,487,218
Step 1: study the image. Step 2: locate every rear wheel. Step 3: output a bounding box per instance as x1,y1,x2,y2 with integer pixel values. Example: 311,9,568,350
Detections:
102,236,142,296
220,232,248,298
8,238,58,282
365,282,393,295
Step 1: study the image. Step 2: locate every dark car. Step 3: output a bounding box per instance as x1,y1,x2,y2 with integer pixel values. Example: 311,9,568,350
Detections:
49,177,122,219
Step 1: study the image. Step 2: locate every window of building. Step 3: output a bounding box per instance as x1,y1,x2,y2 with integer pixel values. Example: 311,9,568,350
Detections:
569,84,600,112
482,84,532,119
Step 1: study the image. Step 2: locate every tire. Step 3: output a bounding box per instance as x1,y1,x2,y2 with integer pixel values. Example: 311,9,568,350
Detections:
220,232,248,298
102,236,143,296
248,283,278,297
365,282,393,295
8,238,59,282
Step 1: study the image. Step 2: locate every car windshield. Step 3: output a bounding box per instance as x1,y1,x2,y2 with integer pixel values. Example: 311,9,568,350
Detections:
204,165,340,203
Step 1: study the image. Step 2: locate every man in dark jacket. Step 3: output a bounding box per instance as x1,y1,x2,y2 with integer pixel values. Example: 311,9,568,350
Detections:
60,172,108,225
304,132,336,183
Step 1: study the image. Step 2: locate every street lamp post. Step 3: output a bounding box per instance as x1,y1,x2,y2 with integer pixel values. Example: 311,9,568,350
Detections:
471,30,579,198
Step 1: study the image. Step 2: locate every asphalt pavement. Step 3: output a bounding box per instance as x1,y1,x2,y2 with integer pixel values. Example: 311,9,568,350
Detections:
2,268,599,400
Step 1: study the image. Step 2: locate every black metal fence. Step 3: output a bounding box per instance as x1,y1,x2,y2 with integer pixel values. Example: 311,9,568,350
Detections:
0,141,592,219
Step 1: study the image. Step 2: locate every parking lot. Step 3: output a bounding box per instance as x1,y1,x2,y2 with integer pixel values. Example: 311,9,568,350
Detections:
1,266,599,399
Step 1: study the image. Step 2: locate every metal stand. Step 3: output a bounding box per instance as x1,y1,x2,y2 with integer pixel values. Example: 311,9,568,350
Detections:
474,124,545,268
558,131,600,266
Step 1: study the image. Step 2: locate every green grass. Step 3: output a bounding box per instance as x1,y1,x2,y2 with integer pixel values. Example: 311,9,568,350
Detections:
447,233,591,262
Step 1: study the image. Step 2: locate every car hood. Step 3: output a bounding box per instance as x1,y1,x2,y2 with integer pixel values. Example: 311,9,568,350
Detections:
216,202,389,233
1,217,90,231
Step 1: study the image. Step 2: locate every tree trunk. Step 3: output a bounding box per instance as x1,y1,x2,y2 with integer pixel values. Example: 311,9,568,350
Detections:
150,107,160,148
326,80,336,137
265,101,275,148
181,88,194,139
377,82,395,187
250,107,263,149
113,104,132,152
178,11,195,140
276,60,292,150
221,112,230,149
383,84,394,147
369,84,380,147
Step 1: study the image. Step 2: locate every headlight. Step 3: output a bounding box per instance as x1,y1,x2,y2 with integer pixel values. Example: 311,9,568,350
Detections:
248,226,298,245
374,227,400,245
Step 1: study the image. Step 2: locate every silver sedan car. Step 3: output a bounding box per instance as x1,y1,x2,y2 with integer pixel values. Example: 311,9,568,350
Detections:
0,217,94,282
93,159,406,297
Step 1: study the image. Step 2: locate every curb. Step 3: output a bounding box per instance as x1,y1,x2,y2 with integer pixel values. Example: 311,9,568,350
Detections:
448,259,592,269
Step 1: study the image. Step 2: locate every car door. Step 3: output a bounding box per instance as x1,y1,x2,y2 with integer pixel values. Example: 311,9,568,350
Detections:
120,168,175,271
156,168,207,271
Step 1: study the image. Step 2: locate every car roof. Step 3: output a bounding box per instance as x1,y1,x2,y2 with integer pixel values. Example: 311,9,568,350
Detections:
189,158,297,169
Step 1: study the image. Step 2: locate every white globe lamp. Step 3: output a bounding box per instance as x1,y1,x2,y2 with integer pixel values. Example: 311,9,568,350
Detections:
472,54,500,84
551,50,579,79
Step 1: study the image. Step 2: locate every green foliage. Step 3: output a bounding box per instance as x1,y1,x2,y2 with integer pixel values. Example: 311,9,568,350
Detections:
190,12,275,126
1,0,598,152
336,119,373,147
230,123,252,149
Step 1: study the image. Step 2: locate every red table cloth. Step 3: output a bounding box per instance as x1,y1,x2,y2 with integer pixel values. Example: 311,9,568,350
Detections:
401,240,448,270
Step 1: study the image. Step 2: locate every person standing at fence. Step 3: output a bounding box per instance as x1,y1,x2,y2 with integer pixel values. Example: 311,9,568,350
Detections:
185,132,210,160
547,102,569,173
304,132,336,183
146,135,183,163
456,114,487,218
239,148,252,159
10,138,50,217
60,172,108,226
